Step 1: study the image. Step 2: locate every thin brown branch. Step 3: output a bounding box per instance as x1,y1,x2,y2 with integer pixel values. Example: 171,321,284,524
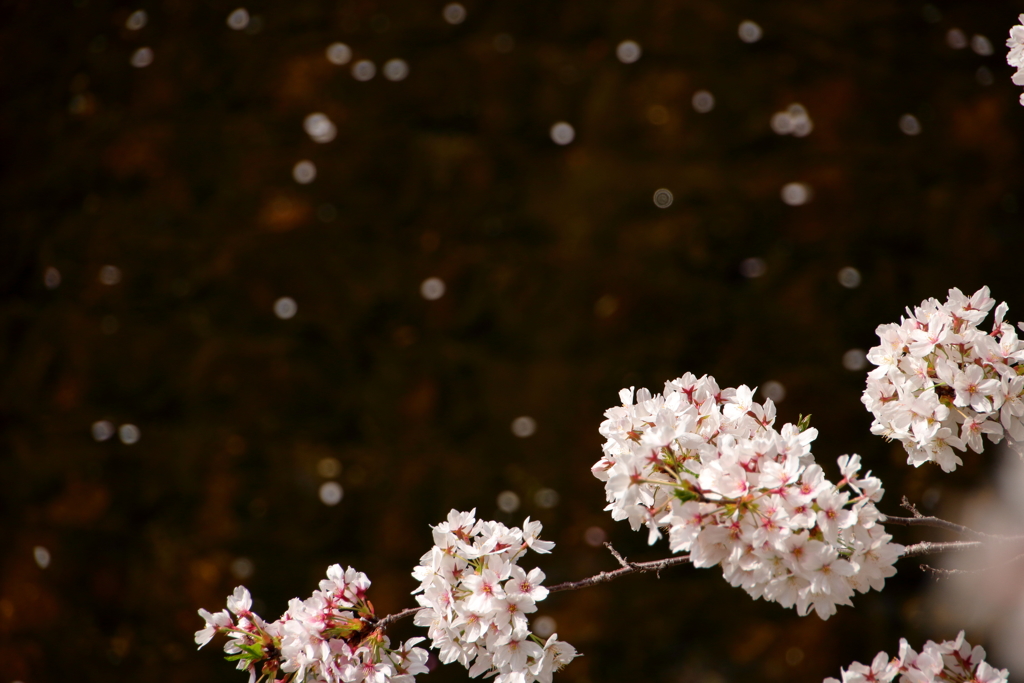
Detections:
919,564,974,577
881,498,1019,540
369,545,692,633
604,542,632,569
547,547,691,594
900,497,923,518
370,523,1018,635
371,606,422,632
902,540,983,558
920,551,1024,578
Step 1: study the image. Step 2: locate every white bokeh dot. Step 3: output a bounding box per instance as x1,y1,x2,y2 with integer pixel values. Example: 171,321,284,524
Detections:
740,257,766,279
615,40,642,64
533,616,557,638
899,114,921,136
692,90,715,113
293,160,317,184
843,348,868,371
653,189,674,209
762,380,786,403
584,526,607,547
326,42,352,65
118,424,141,445
550,122,575,145
971,34,993,56
534,488,560,508
126,9,147,30
383,58,409,81
231,557,254,579
319,481,344,506
92,420,115,442
420,277,446,300
947,28,967,49
443,3,466,24
770,112,791,134
837,266,862,289
227,8,250,30
771,104,812,137
781,182,812,206
303,113,337,143
130,47,154,68
497,490,520,513
274,297,298,319
511,416,536,438
99,265,122,285
33,546,51,569
352,59,376,81
44,267,61,289
791,118,812,137
738,20,763,43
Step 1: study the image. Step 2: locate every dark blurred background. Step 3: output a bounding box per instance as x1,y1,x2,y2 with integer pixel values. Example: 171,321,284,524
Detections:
2,0,1023,681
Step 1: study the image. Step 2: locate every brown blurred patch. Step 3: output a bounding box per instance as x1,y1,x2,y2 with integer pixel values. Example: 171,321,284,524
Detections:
729,620,777,664
92,563,123,601
103,124,171,179
1,566,60,631
401,378,437,421
48,479,109,526
418,134,484,190
259,193,311,232
275,55,333,108
195,453,240,542
951,96,1015,158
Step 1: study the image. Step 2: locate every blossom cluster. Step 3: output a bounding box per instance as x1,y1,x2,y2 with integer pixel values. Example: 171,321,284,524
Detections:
411,509,577,683
862,287,1024,472
1008,15,1024,105
825,631,1008,683
196,566,429,683
592,373,904,619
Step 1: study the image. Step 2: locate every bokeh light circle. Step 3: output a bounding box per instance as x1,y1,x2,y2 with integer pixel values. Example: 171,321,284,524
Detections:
550,122,575,145
616,40,642,64
653,188,674,208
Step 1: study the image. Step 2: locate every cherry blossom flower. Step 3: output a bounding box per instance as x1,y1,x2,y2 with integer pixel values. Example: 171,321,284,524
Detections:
1008,14,1024,105
863,287,1024,471
825,632,1008,683
594,372,903,619
412,512,577,683
196,567,429,683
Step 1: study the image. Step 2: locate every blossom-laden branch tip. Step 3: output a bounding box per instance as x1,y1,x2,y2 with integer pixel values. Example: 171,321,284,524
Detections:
593,373,904,620
881,497,1018,540
545,543,693,593
411,509,578,683
1009,15,1024,105
196,567,429,683
824,631,1008,683
862,286,1024,472
368,542,696,636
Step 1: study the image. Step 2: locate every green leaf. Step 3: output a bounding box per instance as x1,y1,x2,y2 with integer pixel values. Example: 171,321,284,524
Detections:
673,488,700,504
238,643,265,658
